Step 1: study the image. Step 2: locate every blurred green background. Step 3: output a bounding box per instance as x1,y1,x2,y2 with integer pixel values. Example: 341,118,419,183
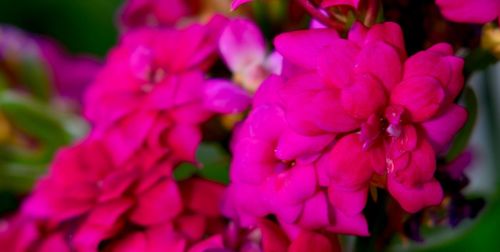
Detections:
0,0,122,56
0,0,498,251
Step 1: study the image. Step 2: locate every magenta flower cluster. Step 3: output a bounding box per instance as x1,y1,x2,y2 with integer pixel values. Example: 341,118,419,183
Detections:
0,0,475,251
224,21,467,236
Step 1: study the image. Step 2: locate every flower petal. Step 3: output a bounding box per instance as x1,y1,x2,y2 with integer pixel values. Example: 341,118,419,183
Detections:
219,18,266,73
391,76,446,122
130,180,183,226
203,79,251,113
388,175,443,213
341,74,388,119
317,40,359,89
283,74,361,135
289,230,340,252
355,40,403,91
318,134,373,189
422,104,468,153
274,29,339,69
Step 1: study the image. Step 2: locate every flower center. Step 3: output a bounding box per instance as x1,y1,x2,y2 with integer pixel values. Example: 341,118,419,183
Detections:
360,105,406,150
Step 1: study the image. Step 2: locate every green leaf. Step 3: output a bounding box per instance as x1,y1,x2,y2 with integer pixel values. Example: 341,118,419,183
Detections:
173,163,198,181
0,162,46,192
0,70,9,92
18,53,53,102
446,87,478,161
464,48,497,77
196,143,230,184
0,90,87,164
174,143,230,184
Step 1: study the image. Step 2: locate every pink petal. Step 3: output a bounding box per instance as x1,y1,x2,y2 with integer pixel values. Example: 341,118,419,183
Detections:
347,22,368,46
341,74,388,119
403,43,464,102
275,128,334,161
39,233,70,252
252,75,285,107
107,232,147,252
203,79,251,113
317,40,360,89
298,192,331,229
274,29,339,69
328,207,369,236
230,138,276,184
166,124,202,162
104,110,157,164
222,184,268,225
130,180,183,226
219,18,266,73
388,175,443,213
436,0,500,23
188,235,224,252
365,22,407,58
180,178,225,217
263,164,317,208
321,0,361,8
283,74,361,135
289,231,340,252
354,40,403,91
258,219,290,251
318,134,373,190
147,225,186,252
390,138,436,187
240,105,286,141
391,76,446,122
422,104,468,153
176,215,206,241
73,199,133,251
329,184,368,217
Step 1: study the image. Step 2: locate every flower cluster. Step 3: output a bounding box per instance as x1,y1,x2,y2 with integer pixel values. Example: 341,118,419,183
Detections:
0,13,252,252
0,0,482,251
224,21,467,236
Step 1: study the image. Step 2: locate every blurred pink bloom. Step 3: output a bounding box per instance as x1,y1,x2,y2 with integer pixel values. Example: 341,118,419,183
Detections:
120,0,190,28
0,25,100,103
14,138,236,251
436,0,500,24
0,215,71,252
103,178,228,252
21,139,182,251
85,16,250,164
219,18,282,92
36,38,101,103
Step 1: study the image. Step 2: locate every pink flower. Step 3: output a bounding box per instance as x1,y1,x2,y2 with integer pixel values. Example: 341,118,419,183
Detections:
275,22,467,213
219,18,282,92
436,0,500,24
0,25,100,103
102,178,228,252
36,38,101,103
225,21,467,237
17,138,239,251
85,16,250,164
20,139,182,251
224,77,367,235
0,215,71,252
120,0,189,29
